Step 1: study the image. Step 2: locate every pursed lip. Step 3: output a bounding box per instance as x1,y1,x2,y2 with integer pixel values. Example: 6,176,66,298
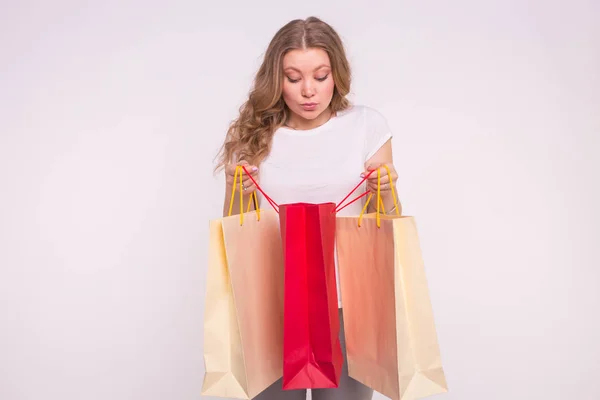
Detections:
301,102,318,106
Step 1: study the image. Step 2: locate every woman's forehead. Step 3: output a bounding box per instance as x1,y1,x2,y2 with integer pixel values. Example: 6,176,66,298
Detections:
283,48,331,71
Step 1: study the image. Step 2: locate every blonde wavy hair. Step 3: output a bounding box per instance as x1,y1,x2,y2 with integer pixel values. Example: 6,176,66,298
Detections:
215,16,352,171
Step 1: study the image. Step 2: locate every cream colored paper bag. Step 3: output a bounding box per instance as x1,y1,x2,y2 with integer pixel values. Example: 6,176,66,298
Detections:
202,208,284,399
336,213,448,400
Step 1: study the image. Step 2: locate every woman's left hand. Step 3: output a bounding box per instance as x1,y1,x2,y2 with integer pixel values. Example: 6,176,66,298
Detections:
361,162,398,194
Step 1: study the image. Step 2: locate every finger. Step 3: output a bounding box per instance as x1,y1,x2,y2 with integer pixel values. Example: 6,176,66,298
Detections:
361,167,380,178
236,160,259,173
365,162,384,172
240,164,259,175
242,177,257,189
232,160,248,176
367,170,397,184
362,169,383,180
227,164,258,180
368,174,391,185
241,183,256,193
363,163,393,176
234,180,256,191
367,170,390,179
368,182,392,191
242,171,258,185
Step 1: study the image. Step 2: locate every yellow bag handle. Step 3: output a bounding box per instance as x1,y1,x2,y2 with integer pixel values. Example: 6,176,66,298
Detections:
227,166,260,225
384,164,400,217
358,165,400,227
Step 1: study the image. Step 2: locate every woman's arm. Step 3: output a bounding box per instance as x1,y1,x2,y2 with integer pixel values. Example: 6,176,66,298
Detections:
364,139,402,215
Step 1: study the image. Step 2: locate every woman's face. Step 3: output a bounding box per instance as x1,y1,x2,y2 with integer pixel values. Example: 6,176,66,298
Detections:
281,48,336,128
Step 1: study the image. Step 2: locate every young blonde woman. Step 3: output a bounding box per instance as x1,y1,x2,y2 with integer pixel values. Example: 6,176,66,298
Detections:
215,16,401,400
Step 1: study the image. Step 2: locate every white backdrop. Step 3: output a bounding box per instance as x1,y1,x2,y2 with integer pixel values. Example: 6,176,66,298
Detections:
1,1,599,399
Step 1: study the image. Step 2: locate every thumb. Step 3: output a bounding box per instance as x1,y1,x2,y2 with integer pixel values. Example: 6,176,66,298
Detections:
365,162,383,171
237,160,258,174
361,162,383,177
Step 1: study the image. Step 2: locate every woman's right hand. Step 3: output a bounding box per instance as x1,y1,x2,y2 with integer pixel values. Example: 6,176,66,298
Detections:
225,161,259,194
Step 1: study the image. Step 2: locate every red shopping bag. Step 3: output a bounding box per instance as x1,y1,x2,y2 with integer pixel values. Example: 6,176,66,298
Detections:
239,166,374,391
279,202,342,390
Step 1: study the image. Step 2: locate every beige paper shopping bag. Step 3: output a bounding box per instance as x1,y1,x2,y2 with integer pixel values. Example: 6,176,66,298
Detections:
202,167,285,399
336,213,448,400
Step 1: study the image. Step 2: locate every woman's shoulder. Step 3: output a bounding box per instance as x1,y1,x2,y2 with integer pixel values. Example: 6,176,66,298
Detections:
338,104,388,121
336,105,390,134
333,104,392,161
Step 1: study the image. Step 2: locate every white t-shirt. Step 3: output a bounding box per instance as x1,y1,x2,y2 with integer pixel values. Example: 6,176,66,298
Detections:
257,104,393,308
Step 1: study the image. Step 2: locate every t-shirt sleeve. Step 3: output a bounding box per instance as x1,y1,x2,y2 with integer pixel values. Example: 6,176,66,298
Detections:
363,106,393,161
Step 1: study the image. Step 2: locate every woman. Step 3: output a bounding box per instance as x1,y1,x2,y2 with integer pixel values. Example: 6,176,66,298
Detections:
215,16,401,400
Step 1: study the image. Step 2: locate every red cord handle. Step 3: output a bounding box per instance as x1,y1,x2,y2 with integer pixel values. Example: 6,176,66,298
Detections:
334,169,375,213
241,165,279,213
240,166,375,215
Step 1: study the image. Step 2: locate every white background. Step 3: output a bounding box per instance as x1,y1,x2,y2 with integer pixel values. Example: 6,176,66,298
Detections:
1,1,599,399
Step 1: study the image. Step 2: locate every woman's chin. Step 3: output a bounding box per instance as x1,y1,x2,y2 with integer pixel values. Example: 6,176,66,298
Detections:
296,107,325,119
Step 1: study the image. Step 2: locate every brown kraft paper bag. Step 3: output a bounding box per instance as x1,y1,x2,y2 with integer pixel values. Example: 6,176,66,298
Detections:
336,212,448,400
202,168,285,399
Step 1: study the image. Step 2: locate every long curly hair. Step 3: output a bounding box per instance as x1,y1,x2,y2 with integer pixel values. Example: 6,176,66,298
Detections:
215,16,352,171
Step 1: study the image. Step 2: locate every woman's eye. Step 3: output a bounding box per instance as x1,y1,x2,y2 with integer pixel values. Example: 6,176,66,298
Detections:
286,74,328,83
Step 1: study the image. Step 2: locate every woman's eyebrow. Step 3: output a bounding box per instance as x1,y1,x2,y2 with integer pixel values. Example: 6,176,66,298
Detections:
284,64,331,73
